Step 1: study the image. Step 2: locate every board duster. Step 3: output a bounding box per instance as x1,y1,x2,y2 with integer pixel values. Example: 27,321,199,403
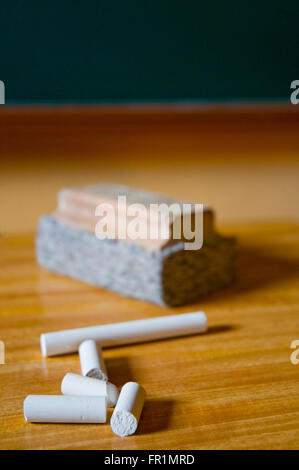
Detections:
36,184,236,306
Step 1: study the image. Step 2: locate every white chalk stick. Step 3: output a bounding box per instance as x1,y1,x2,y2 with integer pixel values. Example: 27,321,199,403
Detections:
110,382,146,437
40,311,207,357
61,373,118,407
79,339,108,381
23,395,107,423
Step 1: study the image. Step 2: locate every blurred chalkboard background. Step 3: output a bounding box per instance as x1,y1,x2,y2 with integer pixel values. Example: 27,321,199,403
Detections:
1,1,298,104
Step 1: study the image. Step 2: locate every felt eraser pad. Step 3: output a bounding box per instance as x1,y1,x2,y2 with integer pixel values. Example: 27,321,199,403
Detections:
36,184,236,306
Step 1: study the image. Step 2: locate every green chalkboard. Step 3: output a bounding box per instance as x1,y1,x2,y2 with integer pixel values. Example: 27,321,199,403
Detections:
1,1,298,103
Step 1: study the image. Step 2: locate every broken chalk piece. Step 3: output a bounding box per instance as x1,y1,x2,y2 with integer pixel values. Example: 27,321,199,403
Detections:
110,382,146,437
23,395,107,423
61,372,118,407
40,311,207,357
79,339,108,381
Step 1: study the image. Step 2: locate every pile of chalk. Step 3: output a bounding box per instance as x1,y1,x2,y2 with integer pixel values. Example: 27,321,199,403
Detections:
23,311,207,436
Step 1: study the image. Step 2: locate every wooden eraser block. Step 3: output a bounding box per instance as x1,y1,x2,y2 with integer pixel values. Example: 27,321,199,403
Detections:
56,183,215,249
36,184,236,306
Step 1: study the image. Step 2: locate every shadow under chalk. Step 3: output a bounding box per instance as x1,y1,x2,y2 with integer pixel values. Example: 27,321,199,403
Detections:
204,324,239,335
105,356,133,387
136,398,175,435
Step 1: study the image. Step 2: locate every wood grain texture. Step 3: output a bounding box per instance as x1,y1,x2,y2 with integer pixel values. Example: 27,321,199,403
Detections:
0,222,299,449
0,105,298,449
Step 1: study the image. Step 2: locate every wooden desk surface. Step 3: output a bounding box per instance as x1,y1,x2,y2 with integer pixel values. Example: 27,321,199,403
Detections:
0,106,298,449
0,221,299,450
1,106,299,232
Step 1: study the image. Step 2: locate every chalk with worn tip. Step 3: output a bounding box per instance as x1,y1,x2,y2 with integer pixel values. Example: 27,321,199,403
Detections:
110,382,146,437
61,373,118,407
23,395,107,423
79,339,108,381
40,311,207,357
